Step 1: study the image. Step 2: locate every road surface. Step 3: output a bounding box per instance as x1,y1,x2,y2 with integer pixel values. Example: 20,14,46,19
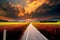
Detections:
21,23,48,40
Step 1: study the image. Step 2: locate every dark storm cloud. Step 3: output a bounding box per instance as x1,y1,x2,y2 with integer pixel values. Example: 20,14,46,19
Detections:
0,2,19,19
0,0,26,6
31,0,60,21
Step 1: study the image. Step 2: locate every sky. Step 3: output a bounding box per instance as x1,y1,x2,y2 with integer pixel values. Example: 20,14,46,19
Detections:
0,0,26,6
0,0,60,21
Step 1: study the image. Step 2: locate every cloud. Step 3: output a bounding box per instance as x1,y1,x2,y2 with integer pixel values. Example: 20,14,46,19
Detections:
30,0,60,20
0,2,20,19
0,0,60,21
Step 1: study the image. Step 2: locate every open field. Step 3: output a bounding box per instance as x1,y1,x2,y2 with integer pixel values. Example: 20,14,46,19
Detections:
0,22,60,40
33,22,60,40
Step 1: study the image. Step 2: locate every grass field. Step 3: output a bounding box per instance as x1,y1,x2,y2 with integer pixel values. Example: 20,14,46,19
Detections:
0,22,60,40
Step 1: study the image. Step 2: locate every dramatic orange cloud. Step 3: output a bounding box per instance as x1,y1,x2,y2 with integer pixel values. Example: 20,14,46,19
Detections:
17,0,49,17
